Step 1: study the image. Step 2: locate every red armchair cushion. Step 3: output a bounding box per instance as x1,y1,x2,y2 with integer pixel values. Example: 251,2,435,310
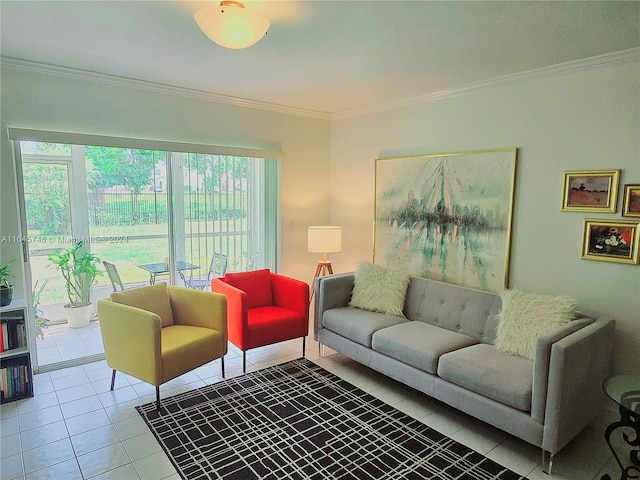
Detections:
246,306,308,349
223,269,273,308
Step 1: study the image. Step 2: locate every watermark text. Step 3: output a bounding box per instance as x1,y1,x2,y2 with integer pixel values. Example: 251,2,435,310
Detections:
1,235,129,244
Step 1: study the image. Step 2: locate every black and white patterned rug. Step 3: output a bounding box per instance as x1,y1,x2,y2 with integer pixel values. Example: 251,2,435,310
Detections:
137,358,528,480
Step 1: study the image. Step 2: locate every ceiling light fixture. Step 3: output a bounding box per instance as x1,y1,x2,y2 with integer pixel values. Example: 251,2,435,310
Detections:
194,1,270,50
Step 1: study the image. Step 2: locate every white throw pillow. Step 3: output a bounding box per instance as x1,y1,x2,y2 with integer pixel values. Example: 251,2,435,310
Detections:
495,289,576,360
349,262,411,317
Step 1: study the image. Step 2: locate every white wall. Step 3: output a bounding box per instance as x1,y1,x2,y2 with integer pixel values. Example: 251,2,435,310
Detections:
330,58,640,373
0,66,332,298
2,57,638,374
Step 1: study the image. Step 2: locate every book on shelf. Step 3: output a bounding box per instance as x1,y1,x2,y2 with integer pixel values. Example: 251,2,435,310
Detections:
0,364,30,400
0,365,31,399
0,319,27,351
1,323,7,351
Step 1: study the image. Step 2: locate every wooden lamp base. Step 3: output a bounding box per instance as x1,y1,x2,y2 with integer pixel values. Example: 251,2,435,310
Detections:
310,259,334,302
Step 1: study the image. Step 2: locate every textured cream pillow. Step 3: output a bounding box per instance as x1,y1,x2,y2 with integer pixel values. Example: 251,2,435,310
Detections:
495,289,576,360
349,262,411,317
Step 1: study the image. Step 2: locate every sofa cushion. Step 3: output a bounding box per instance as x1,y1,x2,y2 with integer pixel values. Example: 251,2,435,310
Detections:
495,289,576,360
323,307,408,348
349,262,410,317
224,269,273,308
404,277,501,343
111,282,174,328
372,322,478,375
438,343,534,411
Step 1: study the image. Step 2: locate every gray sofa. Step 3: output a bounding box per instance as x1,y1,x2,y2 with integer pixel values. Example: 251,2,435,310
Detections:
313,272,615,473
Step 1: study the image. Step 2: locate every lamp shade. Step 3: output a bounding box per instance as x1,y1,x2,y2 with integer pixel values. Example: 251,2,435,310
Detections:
195,1,270,50
308,226,342,254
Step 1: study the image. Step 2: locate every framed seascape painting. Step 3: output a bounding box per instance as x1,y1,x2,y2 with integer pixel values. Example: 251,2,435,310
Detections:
622,184,640,218
373,148,517,293
581,219,639,265
561,170,620,213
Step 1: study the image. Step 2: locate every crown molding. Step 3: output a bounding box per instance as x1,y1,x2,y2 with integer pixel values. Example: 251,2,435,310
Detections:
2,47,638,123
0,56,331,121
331,47,640,120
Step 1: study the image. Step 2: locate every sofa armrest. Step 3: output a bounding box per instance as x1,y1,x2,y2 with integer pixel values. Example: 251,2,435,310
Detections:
541,317,615,454
97,299,162,385
271,273,310,318
167,286,227,343
531,317,594,423
314,272,355,340
212,278,248,348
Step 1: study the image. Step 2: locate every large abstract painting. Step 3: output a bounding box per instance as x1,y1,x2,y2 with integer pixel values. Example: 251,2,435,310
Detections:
374,148,518,293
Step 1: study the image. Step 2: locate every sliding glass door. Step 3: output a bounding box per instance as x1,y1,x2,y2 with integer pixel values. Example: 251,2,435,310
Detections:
12,133,281,372
178,153,266,287
20,144,93,331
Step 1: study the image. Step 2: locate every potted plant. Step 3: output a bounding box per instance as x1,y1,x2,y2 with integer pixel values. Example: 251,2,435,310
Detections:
0,259,15,307
48,241,102,328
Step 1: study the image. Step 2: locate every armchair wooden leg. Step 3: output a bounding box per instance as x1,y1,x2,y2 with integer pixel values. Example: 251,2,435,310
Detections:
156,386,161,412
221,356,225,378
110,370,116,391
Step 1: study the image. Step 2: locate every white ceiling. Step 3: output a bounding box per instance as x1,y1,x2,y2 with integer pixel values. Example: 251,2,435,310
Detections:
1,1,639,116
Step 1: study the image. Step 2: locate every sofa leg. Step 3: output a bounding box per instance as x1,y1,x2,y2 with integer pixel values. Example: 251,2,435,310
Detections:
302,336,306,358
110,369,116,391
221,356,225,378
542,450,554,475
242,352,246,374
156,386,161,412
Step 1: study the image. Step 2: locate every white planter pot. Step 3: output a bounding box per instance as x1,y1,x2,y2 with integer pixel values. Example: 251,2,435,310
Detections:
65,303,92,329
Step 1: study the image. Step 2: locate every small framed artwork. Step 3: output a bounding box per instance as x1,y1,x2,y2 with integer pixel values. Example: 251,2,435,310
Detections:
622,184,640,218
561,169,620,213
581,219,640,265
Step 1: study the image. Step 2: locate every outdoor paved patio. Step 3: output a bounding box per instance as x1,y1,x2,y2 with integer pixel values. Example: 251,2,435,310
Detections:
35,284,142,368
35,320,105,366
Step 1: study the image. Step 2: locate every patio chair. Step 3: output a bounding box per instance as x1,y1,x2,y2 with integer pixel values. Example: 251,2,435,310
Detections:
185,253,228,290
103,261,127,292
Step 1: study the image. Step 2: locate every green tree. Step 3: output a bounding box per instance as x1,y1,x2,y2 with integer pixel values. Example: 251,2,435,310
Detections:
86,147,157,218
20,141,71,156
23,163,71,235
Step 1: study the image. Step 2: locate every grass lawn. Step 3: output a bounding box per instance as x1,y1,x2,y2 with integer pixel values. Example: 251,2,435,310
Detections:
29,220,250,305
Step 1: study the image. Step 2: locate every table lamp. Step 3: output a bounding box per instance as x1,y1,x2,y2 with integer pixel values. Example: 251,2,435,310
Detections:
308,225,342,300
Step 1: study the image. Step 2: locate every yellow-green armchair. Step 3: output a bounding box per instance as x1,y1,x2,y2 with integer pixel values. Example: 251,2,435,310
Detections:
97,282,227,411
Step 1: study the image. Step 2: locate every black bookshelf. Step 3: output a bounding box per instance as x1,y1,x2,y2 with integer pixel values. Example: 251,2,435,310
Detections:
0,302,34,403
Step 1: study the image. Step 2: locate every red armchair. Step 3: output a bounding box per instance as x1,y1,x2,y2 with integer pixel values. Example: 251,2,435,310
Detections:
211,269,310,373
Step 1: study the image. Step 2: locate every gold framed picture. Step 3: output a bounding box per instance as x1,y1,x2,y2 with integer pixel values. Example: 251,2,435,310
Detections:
622,184,640,218
581,219,640,265
374,147,517,292
561,170,620,213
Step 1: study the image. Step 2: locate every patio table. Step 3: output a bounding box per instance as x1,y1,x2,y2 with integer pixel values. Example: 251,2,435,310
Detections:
138,261,199,285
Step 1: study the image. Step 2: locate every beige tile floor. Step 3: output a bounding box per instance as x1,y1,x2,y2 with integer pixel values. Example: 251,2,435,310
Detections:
1,331,625,480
